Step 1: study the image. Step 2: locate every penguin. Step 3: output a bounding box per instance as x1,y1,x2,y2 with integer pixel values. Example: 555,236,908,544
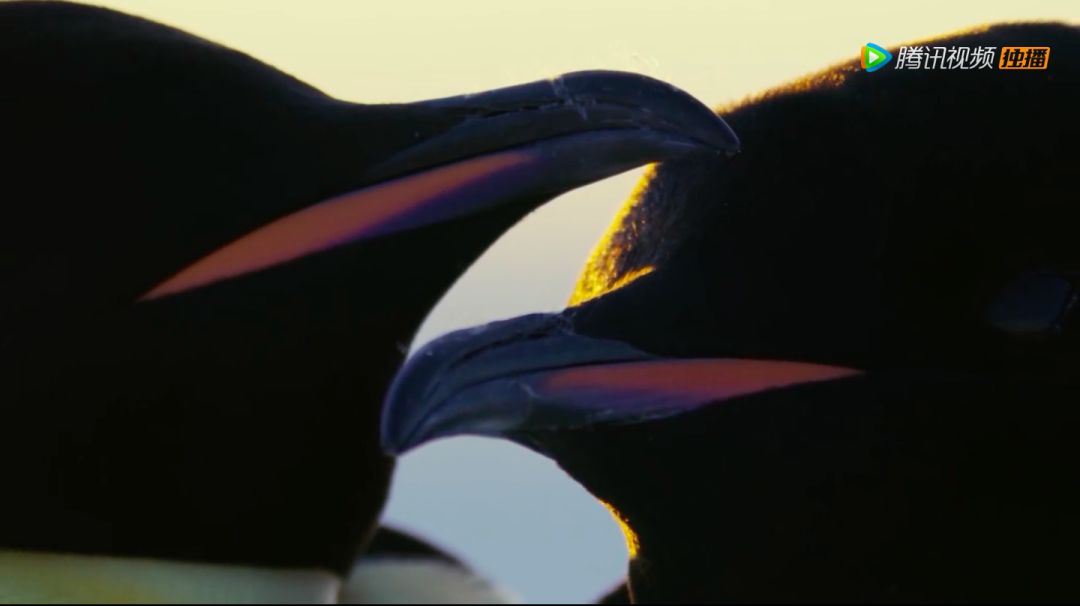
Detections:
383,23,1080,602
0,0,737,599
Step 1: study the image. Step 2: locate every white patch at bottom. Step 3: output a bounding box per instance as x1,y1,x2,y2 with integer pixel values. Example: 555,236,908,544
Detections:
340,558,518,604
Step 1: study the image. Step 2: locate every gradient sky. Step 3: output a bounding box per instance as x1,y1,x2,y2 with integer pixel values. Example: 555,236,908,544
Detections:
75,0,1080,601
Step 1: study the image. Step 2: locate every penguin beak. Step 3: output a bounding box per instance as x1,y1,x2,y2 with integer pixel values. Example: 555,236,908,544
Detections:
141,71,738,301
381,313,861,455
347,69,741,241
364,70,741,184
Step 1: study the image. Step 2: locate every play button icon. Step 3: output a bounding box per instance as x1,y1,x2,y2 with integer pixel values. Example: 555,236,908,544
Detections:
861,43,893,72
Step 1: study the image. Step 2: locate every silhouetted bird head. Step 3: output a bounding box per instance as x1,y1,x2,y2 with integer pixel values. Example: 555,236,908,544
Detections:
385,23,1080,601
1,1,735,574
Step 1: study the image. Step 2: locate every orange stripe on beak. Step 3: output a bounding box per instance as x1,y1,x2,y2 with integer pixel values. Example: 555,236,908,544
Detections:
141,151,533,301
539,359,861,409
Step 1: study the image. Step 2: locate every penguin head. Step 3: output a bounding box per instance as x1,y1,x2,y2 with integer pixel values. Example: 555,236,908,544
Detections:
5,2,739,328
3,1,739,574
383,22,1080,599
384,21,1080,453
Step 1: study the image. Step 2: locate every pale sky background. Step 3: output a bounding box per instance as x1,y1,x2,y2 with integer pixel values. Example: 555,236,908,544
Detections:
69,0,1080,601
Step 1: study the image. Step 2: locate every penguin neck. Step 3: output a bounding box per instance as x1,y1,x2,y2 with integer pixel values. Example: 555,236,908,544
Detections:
544,437,730,602
0,550,340,603
625,538,715,603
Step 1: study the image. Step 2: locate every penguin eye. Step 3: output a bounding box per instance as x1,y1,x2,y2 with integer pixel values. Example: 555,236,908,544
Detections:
985,272,1079,337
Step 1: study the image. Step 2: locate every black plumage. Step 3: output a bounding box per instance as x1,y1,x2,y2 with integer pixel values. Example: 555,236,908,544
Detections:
384,23,1080,601
1,1,734,575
